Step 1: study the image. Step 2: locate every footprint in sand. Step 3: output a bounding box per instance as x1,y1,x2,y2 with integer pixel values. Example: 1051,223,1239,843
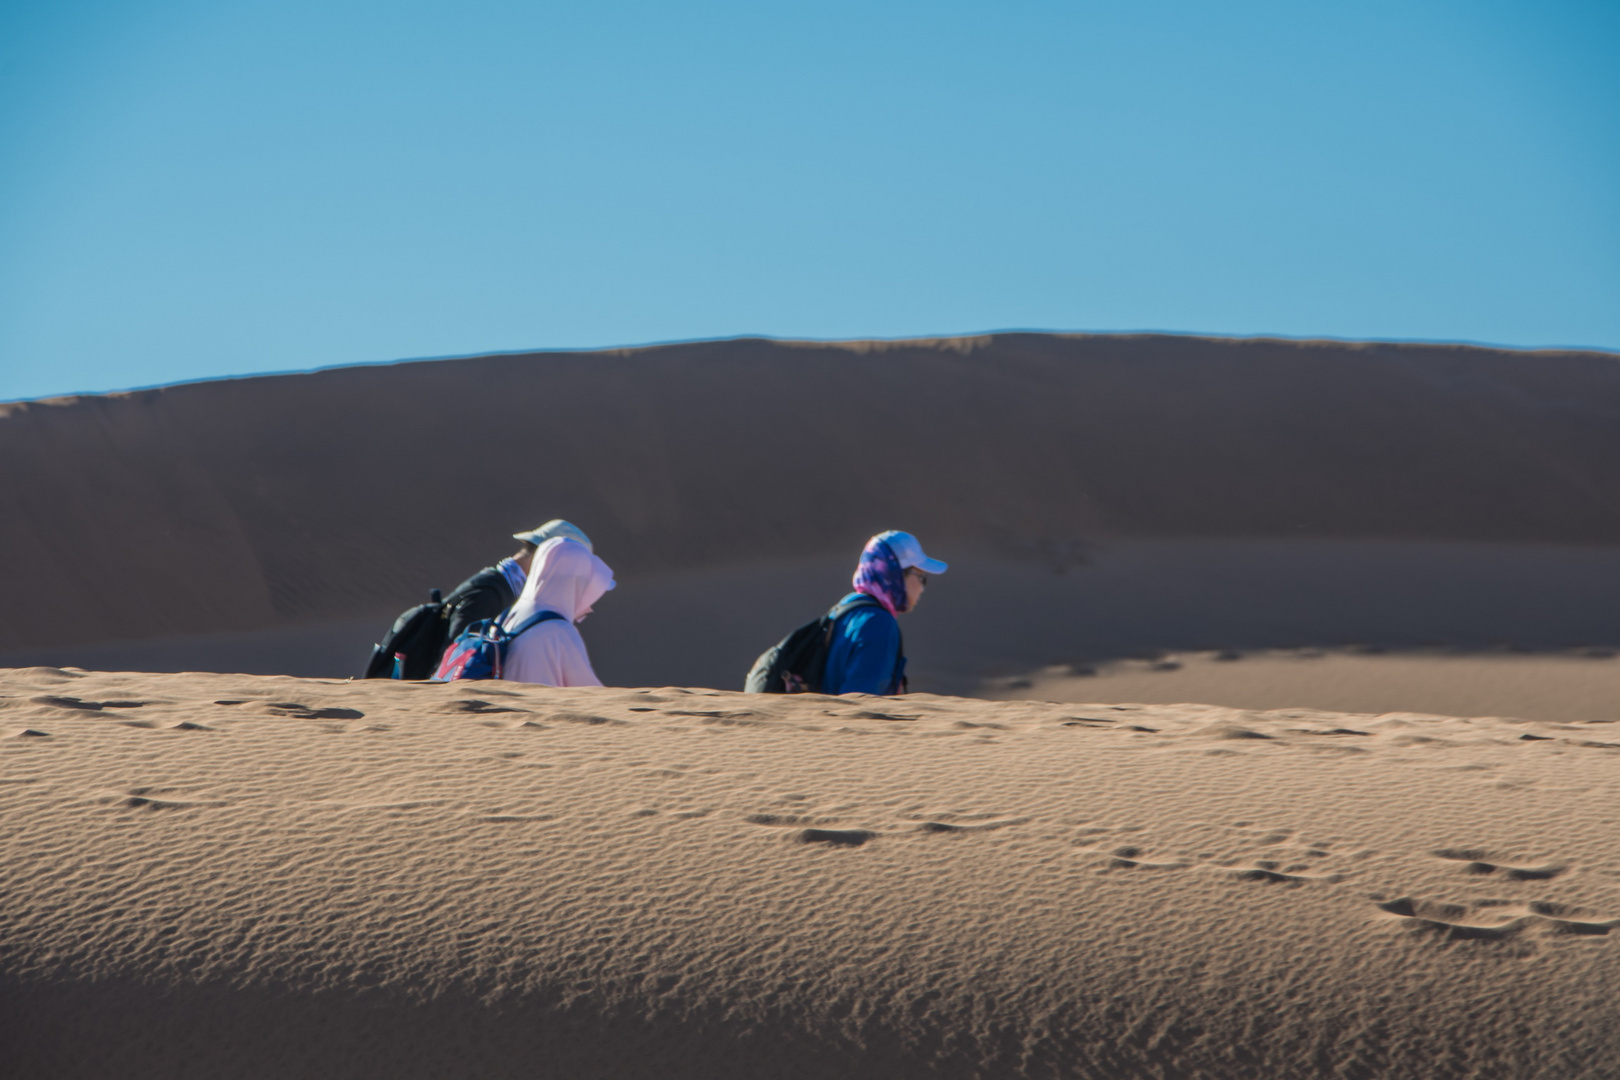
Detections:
1070,831,1188,871
32,696,99,710
746,812,873,846
1432,848,1567,880
747,812,832,827
908,811,1029,835
1099,845,1189,871
546,711,624,726
1205,826,1350,885
122,794,192,810
1224,861,1347,886
442,699,527,715
30,696,148,712
262,702,365,720
1377,895,1618,939
797,828,874,847
915,818,1027,834
102,787,225,811
1218,849,1347,885
1197,723,1274,742
1059,717,1114,728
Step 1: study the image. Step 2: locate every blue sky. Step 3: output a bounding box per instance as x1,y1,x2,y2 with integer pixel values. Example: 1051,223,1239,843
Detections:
1,0,1616,401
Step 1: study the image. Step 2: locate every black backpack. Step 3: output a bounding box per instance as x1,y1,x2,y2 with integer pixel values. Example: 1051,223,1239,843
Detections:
363,589,450,680
744,594,886,694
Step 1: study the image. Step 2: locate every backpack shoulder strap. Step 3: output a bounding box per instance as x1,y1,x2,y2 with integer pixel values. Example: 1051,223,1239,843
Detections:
828,593,883,621
507,609,566,638
821,594,887,660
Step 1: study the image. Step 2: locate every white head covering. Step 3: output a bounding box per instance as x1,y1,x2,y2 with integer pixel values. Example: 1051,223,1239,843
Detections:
503,537,615,629
512,519,593,552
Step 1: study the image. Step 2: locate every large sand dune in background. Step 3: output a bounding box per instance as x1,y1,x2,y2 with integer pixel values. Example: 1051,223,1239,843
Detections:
5,333,1620,702
4,667,1619,1079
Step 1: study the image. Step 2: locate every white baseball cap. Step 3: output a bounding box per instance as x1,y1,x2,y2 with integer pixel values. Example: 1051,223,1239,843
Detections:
513,519,593,552
876,530,948,574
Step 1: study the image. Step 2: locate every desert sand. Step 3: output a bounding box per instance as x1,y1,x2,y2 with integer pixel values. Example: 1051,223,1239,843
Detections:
7,333,1620,1076
4,665,1619,1078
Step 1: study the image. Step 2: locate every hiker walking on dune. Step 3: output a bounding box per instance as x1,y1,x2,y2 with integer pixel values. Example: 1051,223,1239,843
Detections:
499,536,616,687
745,530,947,696
363,519,594,679
444,519,594,644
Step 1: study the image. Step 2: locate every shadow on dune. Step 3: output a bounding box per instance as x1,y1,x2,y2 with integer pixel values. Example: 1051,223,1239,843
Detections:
4,333,1620,690
7,538,1620,708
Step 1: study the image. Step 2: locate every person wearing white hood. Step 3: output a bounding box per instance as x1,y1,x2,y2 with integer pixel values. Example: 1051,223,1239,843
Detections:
498,536,616,686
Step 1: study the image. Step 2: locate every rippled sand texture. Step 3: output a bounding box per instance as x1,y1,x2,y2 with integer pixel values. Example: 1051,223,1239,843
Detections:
5,667,1620,1079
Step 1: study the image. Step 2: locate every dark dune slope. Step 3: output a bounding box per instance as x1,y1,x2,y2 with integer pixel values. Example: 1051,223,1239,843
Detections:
3,332,1620,659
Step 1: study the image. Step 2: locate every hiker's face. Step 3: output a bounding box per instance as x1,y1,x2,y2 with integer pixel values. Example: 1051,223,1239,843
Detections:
904,567,927,612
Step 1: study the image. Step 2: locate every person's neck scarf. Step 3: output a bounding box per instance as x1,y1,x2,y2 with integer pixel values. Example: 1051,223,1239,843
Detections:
852,537,907,614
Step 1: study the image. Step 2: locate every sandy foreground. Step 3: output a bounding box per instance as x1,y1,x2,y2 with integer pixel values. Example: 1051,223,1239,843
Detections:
4,668,1619,1078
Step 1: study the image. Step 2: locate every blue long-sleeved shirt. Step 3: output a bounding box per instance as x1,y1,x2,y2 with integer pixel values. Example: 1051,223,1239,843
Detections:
821,592,906,695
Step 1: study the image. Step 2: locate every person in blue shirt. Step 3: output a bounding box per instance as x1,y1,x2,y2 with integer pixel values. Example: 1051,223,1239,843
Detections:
822,530,949,695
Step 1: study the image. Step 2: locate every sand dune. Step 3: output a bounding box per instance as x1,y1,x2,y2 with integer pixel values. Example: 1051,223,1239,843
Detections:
4,666,1619,1078
9,333,1620,1074
5,333,1620,691
985,646,1620,725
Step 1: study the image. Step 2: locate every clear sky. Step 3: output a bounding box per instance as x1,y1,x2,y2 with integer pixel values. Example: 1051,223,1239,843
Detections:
1,0,1616,402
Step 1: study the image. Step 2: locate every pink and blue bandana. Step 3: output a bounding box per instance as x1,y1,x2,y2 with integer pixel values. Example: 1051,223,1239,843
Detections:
852,535,908,614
